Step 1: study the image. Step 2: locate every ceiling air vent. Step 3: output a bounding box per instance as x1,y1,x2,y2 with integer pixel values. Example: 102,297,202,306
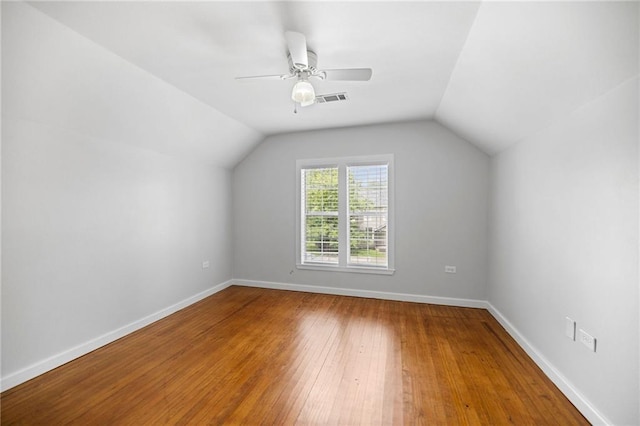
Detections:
315,93,349,104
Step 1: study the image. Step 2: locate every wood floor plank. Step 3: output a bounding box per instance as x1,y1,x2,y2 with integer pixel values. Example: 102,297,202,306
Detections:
1,286,589,425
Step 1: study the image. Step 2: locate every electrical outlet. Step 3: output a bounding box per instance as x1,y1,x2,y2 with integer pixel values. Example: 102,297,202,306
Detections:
578,329,596,352
564,317,576,340
202,261,210,269
445,265,456,274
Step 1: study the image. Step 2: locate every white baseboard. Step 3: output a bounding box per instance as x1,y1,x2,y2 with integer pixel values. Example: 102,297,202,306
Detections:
0,279,233,392
486,303,611,426
233,279,489,308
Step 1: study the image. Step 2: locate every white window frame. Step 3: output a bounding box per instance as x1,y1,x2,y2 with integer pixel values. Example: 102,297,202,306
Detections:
295,154,395,275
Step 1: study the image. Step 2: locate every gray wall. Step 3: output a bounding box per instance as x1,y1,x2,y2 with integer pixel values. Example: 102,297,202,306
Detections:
2,2,236,380
2,118,233,377
233,120,490,300
488,77,639,425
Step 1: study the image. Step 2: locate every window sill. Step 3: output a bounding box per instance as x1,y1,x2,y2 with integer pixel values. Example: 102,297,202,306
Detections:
296,264,395,275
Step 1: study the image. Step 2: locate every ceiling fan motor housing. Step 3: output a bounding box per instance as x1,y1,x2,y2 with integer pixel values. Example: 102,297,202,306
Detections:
288,50,318,74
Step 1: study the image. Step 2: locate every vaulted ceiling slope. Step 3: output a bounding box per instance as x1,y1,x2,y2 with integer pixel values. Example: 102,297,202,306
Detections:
437,1,639,154
22,1,640,160
3,2,262,169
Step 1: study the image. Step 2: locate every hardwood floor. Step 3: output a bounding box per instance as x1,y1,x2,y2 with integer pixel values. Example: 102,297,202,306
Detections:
1,286,588,425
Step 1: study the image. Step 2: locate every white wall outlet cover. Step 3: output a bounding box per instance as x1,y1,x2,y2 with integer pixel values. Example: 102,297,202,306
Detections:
578,329,596,352
445,265,457,273
564,317,576,340
202,261,210,269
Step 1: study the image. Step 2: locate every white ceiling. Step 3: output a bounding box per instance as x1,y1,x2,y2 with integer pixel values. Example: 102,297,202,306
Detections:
27,1,639,156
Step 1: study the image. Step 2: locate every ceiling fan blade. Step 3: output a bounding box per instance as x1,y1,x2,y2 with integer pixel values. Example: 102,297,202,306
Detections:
235,74,292,81
285,31,308,69
320,68,373,81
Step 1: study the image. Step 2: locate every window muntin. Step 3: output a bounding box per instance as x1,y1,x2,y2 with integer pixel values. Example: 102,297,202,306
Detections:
297,155,394,274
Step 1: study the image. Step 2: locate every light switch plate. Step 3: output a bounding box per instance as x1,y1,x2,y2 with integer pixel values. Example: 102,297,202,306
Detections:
564,317,576,340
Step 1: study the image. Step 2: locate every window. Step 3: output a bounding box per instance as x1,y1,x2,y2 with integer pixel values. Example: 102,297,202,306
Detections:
348,164,388,267
296,155,394,274
302,167,339,264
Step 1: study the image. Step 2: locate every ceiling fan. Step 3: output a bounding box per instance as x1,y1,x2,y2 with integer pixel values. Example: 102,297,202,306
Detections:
236,31,373,108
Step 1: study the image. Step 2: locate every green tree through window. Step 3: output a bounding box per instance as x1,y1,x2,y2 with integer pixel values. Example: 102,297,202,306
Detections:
304,168,339,262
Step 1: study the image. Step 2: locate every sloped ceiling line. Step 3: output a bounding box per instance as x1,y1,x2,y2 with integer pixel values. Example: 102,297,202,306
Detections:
507,73,640,153
435,1,639,156
434,1,483,123
12,1,263,169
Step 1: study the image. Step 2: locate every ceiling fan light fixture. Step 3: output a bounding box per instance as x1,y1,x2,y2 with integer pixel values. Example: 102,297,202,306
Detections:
291,79,315,104
300,98,315,107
